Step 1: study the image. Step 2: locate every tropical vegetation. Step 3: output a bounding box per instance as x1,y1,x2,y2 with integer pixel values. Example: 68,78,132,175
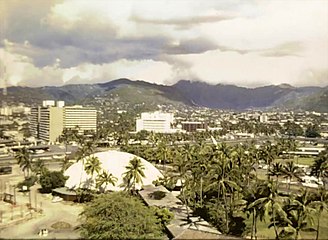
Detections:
79,192,164,239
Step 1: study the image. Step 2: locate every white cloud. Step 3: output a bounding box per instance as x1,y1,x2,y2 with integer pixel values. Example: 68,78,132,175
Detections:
1,0,327,87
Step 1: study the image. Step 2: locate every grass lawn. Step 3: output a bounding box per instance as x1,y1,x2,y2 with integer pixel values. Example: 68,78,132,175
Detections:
245,209,328,239
275,157,314,166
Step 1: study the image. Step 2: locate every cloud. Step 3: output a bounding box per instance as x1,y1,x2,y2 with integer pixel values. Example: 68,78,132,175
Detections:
259,41,304,57
130,11,236,29
1,0,327,88
164,38,218,55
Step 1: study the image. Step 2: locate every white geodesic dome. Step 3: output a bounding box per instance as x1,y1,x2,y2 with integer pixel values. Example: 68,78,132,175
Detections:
64,150,163,191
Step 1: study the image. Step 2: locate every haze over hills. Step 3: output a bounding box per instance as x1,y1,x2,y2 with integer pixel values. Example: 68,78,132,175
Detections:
1,79,327,112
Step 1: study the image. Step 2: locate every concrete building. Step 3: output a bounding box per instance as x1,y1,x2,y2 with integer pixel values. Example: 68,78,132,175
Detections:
259,114,268,123
136,111,174,133
30,101,97,142
181,121,207,132
64,106,97,134
0,107,12,116
30,105,64,142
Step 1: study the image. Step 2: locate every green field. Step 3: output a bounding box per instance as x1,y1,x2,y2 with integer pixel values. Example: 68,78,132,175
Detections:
275,157,314,166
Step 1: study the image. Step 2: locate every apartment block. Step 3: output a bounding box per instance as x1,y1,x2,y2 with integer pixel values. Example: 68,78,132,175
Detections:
64,106,97,134
30,101,97,142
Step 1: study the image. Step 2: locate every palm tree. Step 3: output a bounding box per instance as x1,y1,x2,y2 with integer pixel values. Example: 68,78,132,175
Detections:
96,170,117,192
310,150,328,189
76,140,96,160
269,162,284,185
208,147,239,234
278,189,316,240
245,182,263,240
169,147,191,218
156,140,170,172
259,141,278,179
310,187,328,240
282,161,303,192
249,180,287,240
122,157,145,193
15,147,32,178
84,155,101,189
32,159,46,176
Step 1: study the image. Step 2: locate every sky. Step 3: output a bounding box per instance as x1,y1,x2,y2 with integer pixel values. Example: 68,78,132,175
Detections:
0,0,327,88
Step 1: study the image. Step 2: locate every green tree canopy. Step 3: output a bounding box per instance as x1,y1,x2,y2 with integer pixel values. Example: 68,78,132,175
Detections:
305,124,320,138
79,192,163,239
39,170,68,193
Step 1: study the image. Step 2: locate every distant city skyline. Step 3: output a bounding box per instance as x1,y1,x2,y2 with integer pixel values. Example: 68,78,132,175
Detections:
0,0,327,88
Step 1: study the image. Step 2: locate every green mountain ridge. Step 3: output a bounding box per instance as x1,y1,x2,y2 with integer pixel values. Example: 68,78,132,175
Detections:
1,79,327,111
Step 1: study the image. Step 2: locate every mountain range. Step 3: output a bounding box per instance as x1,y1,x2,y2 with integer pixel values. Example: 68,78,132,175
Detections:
1,79,327,112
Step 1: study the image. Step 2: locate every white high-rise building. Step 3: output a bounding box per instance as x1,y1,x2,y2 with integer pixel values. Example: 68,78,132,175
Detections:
136,111,174,133
30,105,64,142
64,106,97,134
30,101,97,142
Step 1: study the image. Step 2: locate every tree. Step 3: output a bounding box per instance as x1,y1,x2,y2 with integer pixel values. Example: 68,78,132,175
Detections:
84,156,101,184
310,150,328,189
245,182,263,240
249,181,287,240
208,145,239,234
96,170,117,192
156,140,170,172
39,170,68,193
15,147,32,178
32,159,47,177
282,161,303,192
169,145,192,219
276,189,316,240
311,187,328,240
122,157,145,193
79,192,163,239
76,140,96,160
259,141,278,179
305,124,320,138
283,121,303,137
269,163,284,185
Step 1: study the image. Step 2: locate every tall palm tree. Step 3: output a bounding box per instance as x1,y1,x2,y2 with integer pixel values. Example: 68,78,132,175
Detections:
259,141,278,180
249,180,287,240
170,148,191,218
76,141,96,160
278,189,316,240
208,147,239,234
245,182,263,240
310,187,328,240
269,162,284,185
156,140,170,172
15,147,32,178
96,170,117,192
282,161,303,192
32,159,46,176
84,155,101,189
310,150,328,189
122,157,145,193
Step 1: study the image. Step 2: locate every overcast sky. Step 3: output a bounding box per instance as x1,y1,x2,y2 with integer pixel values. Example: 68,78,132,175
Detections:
0,0,327,88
